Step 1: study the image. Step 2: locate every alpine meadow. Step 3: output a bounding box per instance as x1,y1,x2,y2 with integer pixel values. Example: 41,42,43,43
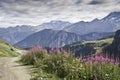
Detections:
0,0,120,80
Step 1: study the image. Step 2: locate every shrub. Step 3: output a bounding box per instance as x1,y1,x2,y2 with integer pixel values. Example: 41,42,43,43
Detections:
20,47,120,80
82,54,120,80
20,46,48,65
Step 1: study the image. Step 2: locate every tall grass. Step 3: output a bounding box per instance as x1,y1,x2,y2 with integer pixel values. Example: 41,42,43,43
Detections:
20,46,120,80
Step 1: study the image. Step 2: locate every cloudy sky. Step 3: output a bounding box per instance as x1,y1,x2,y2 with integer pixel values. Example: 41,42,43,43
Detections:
0,0,120,27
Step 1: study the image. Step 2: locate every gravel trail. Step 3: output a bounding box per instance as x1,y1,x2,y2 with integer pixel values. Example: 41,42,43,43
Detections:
0,57,31,80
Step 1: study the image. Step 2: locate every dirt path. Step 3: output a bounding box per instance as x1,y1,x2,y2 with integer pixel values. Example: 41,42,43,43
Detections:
0,57,31,80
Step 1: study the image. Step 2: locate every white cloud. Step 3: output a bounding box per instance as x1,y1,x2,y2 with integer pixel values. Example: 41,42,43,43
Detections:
0,0,120,27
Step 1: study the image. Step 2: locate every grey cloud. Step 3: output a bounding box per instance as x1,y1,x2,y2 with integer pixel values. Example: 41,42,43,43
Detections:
0,0,119,27
75,0,82,5
89,0,103,5
0,0,24,4
0,0,16,3
88,0,118,5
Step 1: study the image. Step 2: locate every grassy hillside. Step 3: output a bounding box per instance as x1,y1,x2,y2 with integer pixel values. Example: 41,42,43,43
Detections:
82,38,113,45
0,39,18,57
63,38,113,56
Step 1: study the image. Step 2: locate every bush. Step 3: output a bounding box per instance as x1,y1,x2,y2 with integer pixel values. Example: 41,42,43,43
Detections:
20,46,48,65
20,47,120,80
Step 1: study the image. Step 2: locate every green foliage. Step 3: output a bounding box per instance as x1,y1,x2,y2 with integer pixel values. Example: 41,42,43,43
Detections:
20,47,120,80
20,49,48,65
20,53,35,65
43,53,75,78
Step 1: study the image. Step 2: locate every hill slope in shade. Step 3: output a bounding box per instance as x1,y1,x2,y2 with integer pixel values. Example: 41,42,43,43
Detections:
63,37,113,57
103,30,120,58
15,29,82,48
0,39,18,57
15,29,114,48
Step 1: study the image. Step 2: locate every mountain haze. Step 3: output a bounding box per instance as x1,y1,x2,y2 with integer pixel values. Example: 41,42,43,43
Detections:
0,21,71,45
0,25,36,45
15,29,114,48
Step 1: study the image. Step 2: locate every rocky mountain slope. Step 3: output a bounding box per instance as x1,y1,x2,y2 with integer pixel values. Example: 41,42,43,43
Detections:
64,12,120,35
15,29,114,48
36,20,71,31
15,29,82,48
0,21,71,45
0,25,36,45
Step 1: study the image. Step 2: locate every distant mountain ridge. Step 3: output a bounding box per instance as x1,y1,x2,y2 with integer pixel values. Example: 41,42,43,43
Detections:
0,25,36,45
64,12,120,35
103,30,120,58
0,21,71,45
36,20,72,31
15,29,114,48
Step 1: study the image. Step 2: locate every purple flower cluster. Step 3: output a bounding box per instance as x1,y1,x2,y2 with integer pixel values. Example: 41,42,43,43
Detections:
50,48,68,54
50,48,60,53
82,55,119,65
30,45,43,53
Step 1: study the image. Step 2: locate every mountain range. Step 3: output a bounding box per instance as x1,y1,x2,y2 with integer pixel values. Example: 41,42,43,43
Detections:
15,29,82,48
36,20,72,31
0,21,71,45
64,12,120,35
0,12,120,48
15,29,114,48
0,25,36,45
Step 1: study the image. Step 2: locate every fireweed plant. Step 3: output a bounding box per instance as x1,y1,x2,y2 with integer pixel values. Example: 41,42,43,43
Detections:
20,46,120,80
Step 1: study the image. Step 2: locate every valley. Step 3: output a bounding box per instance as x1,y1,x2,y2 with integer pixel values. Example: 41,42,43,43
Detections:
0,9,120,80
